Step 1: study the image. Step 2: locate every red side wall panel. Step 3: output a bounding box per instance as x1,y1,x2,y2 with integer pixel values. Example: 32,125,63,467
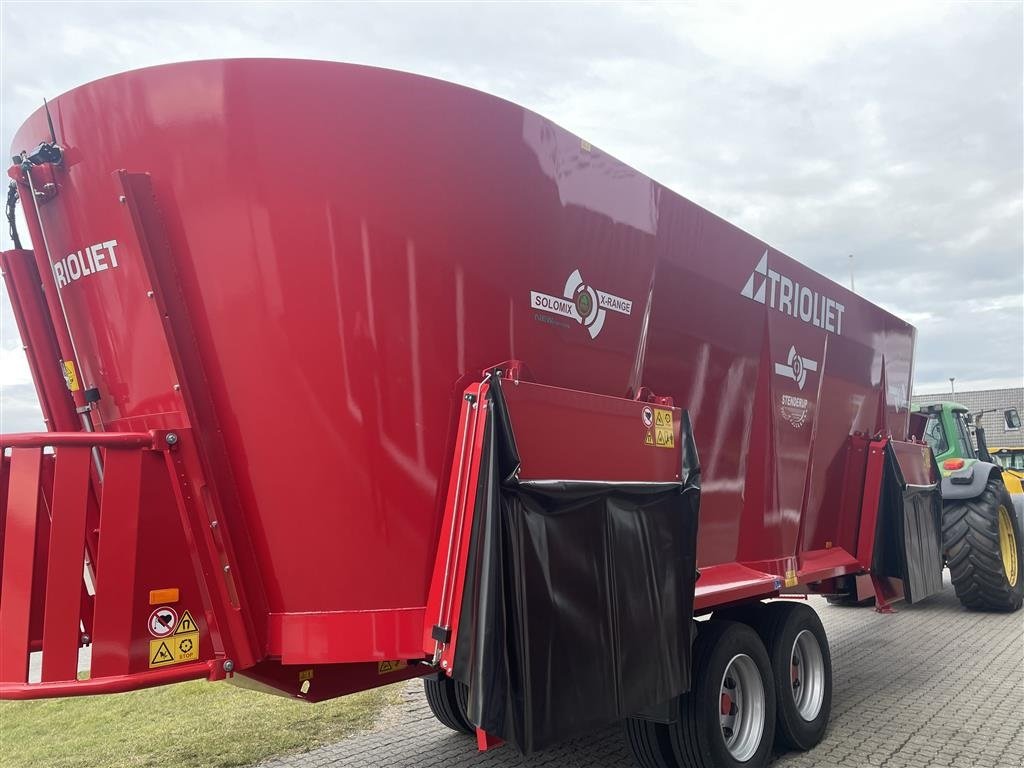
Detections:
8,61,915,662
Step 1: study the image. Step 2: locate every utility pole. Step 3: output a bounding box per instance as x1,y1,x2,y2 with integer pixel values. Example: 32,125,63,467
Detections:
848,254,855,292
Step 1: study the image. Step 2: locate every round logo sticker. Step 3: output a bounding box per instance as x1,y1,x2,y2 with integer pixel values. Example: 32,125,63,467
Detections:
148,606,178,638
642,406,654,428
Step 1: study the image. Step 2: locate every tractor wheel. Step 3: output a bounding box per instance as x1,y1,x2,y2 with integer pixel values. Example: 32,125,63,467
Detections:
626,621,776,768
753,602,832,751
942,475,1024,612
423,672,473,734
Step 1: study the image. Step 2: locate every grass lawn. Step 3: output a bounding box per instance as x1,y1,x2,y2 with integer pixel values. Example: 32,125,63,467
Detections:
0,678,402,768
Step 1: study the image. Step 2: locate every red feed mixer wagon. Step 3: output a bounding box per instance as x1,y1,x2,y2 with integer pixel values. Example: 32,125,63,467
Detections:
2,59,1015,768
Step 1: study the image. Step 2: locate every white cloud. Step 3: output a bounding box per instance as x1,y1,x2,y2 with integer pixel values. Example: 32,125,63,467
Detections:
0,345,32,386
0,0,1020,419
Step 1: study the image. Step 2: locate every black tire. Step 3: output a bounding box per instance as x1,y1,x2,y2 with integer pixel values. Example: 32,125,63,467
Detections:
825,593,875,608
423,672,473,734
626,621,776,768
675,621,776,768
753,602,832,752
942,475,1024,612
713,602,767,624
625,717,676,768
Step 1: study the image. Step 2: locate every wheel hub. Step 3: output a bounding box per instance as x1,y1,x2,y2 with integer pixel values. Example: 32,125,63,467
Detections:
790,629,825,721
718,653,765,761
998,505,1019,587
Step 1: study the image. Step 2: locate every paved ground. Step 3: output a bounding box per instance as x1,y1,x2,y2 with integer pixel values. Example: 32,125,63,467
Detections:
258,578,1024,768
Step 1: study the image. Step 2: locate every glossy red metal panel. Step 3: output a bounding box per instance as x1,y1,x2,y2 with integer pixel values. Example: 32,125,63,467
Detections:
0,662,212,700
1,432,153,448
28,456,54,653
477,728,505,751
40,447,90,682
0,449,43,682
0,433,227,699
0,459,9,572
158,434,257,670
503,381,682,482
693,563,782,612
237,659,424,702
5,179,89,413
795,547,861,583
856,439,889,570
7,61,917,668
89,449,142,678
0,250,79,432
805,434,871,557
423,384,488,668
117,172,266,661
268,608,426,665
890,440,937,487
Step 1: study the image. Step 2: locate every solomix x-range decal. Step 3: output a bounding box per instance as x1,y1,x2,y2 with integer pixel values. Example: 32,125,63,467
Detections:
531,268,632,339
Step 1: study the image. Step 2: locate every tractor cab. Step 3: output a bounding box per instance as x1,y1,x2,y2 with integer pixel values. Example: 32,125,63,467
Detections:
916,402,1023,489
917,401,978,471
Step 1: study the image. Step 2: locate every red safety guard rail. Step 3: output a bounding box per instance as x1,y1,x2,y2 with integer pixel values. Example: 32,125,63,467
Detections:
0,431,219,698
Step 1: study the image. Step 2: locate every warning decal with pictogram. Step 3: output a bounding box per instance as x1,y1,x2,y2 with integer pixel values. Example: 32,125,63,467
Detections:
149,631,200,668
174,610,199,635
148,606,178,638
150,641,174,666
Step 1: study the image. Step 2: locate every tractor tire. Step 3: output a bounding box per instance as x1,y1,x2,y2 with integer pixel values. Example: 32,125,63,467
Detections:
625,621,776,768
752,602,832,752
942,475,1024,612
423,672,473,734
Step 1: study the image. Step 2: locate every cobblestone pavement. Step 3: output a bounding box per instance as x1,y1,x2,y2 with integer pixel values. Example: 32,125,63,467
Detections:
258,580,1024,768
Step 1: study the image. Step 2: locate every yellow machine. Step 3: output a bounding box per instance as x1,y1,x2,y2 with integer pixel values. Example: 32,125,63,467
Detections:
990,447,1024,496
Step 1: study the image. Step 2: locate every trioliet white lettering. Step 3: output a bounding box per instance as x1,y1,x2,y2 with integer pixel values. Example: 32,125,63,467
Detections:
742,251,846,335
52,239,120,288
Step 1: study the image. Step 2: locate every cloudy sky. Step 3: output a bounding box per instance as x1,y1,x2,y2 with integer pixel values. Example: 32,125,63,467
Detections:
1,1,1021,432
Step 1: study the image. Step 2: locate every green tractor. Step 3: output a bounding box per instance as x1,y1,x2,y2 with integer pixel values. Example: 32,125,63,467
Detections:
916,402,1023,612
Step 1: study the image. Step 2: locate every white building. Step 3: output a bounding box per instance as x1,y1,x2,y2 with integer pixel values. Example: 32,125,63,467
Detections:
911,386,1023,449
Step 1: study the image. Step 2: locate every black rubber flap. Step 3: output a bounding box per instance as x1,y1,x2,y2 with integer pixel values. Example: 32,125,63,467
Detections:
454,376,701,753
872,443,944,604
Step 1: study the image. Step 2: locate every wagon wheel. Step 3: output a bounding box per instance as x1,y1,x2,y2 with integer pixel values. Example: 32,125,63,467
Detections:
423,672,473,734
626,621,776,768
751,602,833,751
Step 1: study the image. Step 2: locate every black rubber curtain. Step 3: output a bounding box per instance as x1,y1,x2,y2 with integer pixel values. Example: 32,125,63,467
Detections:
871,443,944,604
453,375,702,753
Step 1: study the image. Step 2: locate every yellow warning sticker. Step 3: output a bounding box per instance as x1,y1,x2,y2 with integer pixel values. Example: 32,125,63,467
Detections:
784,569,798,588
644,432,654,446
298,669,314,682
377,660,405,675
174,610,198,635
149,632,199,668
62,360,80,392
653,408,674,449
